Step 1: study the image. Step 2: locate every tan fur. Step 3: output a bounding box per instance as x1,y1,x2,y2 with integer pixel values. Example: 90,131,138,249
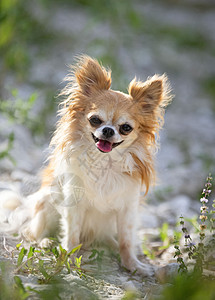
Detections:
41,163,54,187
131,153,153,195
75,55,112,94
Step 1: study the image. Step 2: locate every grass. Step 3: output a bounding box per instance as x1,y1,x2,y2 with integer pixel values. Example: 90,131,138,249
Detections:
0,176,214,297
0,242,96,299
0,240,132,299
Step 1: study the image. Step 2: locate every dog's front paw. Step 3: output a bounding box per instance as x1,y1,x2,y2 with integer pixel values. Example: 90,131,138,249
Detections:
122,258,154,277
134,261,154,277
39,238,53,249
22,227,35,242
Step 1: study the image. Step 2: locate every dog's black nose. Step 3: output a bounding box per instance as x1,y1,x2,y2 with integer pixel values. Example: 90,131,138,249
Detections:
102,127,115,138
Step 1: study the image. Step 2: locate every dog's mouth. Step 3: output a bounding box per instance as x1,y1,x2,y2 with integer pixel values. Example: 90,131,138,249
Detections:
91,133,124,153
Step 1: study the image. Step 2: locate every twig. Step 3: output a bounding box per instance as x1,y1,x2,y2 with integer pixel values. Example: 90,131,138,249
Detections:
3,236,11,253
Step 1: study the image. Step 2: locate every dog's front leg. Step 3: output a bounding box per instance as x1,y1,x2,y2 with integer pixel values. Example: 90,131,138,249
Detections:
60,206,83,252
117,196,154,276
59,173,86,251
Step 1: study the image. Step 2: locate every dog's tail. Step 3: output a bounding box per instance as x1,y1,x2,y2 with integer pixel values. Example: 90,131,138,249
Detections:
0,190,31,234
0,188,60,245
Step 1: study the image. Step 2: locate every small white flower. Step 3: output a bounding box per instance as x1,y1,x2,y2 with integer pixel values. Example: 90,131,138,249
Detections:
200,205,208,212
200,197,208,203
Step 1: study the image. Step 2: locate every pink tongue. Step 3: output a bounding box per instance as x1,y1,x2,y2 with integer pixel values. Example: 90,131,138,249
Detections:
96,139,112,152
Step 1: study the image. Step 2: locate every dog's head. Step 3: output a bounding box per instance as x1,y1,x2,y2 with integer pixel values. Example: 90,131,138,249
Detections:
62,56,171,152
53,56,172,190
86,89,139,154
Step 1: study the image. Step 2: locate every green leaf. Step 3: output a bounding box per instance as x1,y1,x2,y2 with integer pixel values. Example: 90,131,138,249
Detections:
74,255,82,269
52,247,59,258
34,249,42,253
28,92,37,105
89,249,97,260
14,275,25,290
38,260,49,279
27,246,35,258
11,89,18,97
59,244,65,253
27,246,35,267
17,247,27,266
0,132,15,163
16,241,23,250
14,276,29,299
159,222,169,242
68,244,82,255
65,260,71,273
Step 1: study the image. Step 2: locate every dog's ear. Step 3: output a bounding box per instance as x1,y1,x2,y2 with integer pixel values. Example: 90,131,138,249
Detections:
75,56,112,96
128,75,171,112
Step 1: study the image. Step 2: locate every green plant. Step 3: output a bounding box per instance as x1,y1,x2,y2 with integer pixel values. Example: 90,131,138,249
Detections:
174,174,215,276
0,0,54,80
0,265,30,300
158,271,215,300
0,90,48,164
173,237,188,274
89,249,104,263
142,242,156,260
0,241,86,299
0,88,57,138
159,222,171,250
0,132,15,164
0,90,40,133
160,176,215,299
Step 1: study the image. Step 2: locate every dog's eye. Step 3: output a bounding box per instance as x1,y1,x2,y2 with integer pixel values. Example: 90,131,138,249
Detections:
119,124,133,135
89,116,102,127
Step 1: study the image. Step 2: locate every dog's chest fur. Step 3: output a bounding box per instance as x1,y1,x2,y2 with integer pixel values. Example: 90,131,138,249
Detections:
56,146,138,213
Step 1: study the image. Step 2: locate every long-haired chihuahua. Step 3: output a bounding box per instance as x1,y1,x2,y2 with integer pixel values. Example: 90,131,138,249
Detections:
0,56,172,276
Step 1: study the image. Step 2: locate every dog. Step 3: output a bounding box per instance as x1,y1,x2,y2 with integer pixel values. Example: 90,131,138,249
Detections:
0,55,172,276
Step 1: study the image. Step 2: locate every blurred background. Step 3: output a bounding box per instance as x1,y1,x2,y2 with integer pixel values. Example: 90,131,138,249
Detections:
0,0,215,209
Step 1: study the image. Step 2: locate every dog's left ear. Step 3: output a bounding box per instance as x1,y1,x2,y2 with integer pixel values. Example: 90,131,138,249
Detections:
75,55,112,96
128,75,171,112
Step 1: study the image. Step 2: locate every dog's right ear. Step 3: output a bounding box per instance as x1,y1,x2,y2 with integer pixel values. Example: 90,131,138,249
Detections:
75,56,112,96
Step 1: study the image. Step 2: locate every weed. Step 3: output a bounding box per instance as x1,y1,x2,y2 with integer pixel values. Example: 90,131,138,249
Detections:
0,132,15,165
157,175,215,299
0,241,85,299
0,90,41,134
142,242,156,260
159,222,170,250
0,90,47,164
88,249,105,271
0,263,30,300
174,174,215,276
158,271,215,300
